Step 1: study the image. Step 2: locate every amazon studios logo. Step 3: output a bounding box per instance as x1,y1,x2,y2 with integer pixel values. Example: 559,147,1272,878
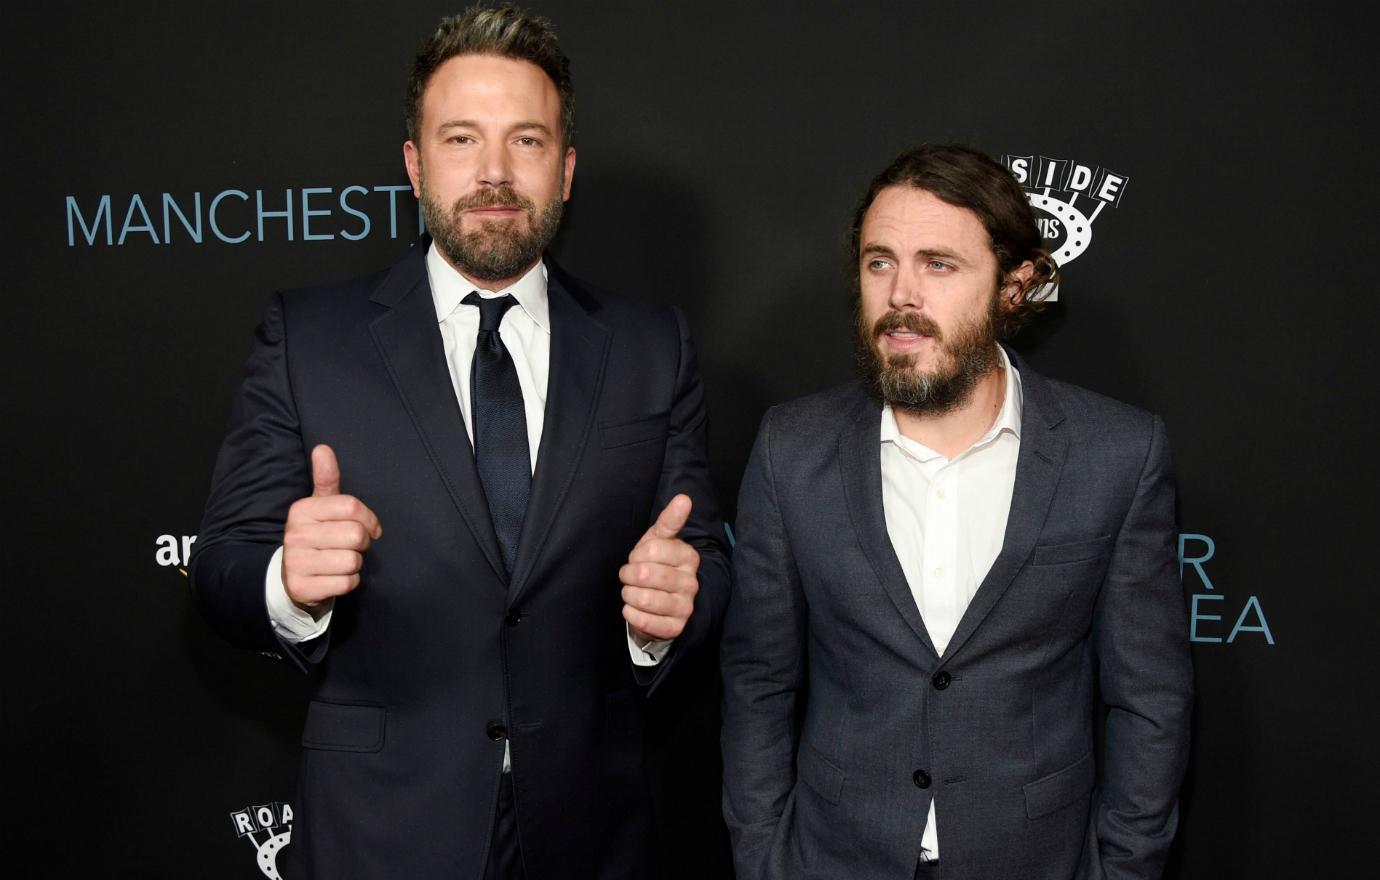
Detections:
1001,154,1130,301
155,533,196,574
64,184,423,247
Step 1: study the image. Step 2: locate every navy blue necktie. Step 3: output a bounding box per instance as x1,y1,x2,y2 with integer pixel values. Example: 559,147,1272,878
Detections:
464,292,530,578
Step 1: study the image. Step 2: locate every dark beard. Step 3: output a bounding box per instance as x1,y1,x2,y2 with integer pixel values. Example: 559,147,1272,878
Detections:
854,296,1000,417
421,181,564,284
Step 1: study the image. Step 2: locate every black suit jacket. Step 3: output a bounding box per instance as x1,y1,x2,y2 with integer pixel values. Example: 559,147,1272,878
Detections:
721,355,1192,880
191,239,731,880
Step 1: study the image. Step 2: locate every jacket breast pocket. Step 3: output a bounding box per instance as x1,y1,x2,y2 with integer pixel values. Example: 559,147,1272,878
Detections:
301,700,386,753
1030,535,1113,567
599,411,669,449
1023,751,1095,819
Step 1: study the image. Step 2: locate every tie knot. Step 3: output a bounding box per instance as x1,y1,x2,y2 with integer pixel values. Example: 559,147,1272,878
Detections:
464,292,519,332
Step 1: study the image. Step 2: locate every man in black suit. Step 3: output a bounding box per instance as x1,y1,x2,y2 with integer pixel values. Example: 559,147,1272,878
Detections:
191,7,730,879
720,145,1192,879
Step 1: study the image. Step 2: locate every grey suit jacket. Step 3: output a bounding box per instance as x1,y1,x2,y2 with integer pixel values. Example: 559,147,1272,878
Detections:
720,352,1192,880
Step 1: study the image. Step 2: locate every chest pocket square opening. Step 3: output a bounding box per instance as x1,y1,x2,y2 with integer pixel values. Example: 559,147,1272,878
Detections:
1030,535,1113,566
599,412,669,449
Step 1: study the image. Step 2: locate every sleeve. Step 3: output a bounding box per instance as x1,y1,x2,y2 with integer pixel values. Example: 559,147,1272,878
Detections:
1084,415,1194,879
633,306,732,692
718,409,809,880
265,545,333,642
188,293,328,670
625,622,673,666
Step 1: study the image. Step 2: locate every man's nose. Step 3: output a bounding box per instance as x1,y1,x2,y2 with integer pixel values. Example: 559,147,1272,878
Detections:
478,141,514,188
889,273,925,311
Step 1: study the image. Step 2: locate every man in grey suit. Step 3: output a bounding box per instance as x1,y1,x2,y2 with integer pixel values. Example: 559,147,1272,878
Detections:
720,144,1192,880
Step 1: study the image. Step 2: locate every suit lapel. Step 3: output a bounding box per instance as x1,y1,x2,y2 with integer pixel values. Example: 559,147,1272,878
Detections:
367,240,507,584
838,388,942,660
940,353,1068,661
507,261,611,604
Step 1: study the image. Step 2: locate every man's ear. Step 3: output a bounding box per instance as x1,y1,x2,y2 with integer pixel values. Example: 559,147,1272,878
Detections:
1003,260,1036,305
403,140,422,198
561,146,576,202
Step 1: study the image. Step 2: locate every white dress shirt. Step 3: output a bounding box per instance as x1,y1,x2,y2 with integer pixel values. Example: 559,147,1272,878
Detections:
265,244,671,665
879,346,1023,862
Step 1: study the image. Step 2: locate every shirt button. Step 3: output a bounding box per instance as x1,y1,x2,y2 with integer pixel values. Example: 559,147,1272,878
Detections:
486,721,507,741
933,567,944,578
936,488,946,500
913,769,932,789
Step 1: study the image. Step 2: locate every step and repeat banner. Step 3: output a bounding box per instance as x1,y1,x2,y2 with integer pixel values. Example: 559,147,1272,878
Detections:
6,1,1374,877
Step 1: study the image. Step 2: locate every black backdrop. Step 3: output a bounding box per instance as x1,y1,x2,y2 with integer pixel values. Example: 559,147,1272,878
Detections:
6,1,1377,876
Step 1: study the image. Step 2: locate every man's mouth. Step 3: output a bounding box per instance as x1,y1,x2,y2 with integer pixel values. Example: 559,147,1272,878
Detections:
454,186,532,217
882,329,931,352
874,310,941,348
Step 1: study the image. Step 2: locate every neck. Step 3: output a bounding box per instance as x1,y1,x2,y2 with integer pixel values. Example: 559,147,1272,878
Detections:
892,360,1006,459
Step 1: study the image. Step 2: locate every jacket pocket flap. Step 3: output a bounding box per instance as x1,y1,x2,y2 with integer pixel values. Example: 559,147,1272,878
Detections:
301,701,386,753
1023,751,1095,819
799,746,845,805
599,411,669,449
1031,535,1113,566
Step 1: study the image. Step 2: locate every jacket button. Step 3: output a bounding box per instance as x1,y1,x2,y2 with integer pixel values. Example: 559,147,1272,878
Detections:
505,609,523,626
486,722,507,741
932,671,951,690
913,769,931,789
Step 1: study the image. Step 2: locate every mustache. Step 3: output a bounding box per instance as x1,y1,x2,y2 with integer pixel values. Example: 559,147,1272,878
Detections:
873,309,942,341
452,186,535,212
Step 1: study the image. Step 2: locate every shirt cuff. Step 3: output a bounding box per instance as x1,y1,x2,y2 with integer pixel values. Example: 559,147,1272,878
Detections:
626,622,673,667
265,545,332,643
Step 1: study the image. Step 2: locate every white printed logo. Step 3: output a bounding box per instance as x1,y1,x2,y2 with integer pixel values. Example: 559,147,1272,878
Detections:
1001,155,1130,301
230,802,293,879
155,533,196,576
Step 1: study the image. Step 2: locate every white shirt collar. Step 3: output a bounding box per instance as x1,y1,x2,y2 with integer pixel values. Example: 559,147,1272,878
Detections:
880,345,1024,462
425,241,551,333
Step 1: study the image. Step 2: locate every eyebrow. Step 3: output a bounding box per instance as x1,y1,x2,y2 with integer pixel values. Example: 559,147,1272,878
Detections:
436,120,555,136
861,243,972,267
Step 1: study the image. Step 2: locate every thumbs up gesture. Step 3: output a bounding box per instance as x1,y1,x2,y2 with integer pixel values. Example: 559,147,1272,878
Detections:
620,494,700,642
282,444,383,612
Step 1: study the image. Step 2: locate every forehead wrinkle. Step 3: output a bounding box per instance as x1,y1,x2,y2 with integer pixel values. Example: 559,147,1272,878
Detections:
914,247,972,267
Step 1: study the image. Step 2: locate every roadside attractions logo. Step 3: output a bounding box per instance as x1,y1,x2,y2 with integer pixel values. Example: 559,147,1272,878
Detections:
1001,154,1130,301
230,802,294,879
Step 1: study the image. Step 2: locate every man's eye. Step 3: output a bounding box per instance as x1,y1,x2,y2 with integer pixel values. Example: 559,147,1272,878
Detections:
448,135,474,144
516,136,540,146
928,260,951,271
868,259,892,271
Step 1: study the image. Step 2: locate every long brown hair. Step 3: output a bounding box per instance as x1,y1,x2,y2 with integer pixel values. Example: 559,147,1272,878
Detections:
849,144,1059,339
